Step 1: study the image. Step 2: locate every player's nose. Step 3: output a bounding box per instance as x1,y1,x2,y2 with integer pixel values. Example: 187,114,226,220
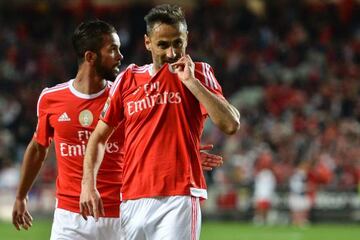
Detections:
114,48,123,62
166,47,176,58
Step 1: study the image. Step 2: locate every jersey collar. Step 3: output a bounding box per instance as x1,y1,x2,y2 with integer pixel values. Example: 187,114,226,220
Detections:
69,79,107,99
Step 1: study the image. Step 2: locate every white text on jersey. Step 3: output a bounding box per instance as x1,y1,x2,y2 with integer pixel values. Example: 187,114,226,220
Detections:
59,130,119,156
127,81,181,116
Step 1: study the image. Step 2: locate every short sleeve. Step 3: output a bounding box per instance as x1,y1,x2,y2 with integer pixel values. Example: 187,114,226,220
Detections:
33,90,53,147
194,62,225,116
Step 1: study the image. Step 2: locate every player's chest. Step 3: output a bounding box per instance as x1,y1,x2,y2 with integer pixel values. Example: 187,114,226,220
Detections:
48,100,104,135
122,73,192,117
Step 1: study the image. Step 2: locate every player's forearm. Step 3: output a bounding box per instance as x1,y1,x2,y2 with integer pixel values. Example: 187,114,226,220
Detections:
185,79,240,134
82,135,106,189
16,140,48,200
82,121,114,189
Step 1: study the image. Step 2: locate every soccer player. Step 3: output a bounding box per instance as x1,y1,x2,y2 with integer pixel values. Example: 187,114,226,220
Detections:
80,4,240,240
11,20,124,240
12,19,223,240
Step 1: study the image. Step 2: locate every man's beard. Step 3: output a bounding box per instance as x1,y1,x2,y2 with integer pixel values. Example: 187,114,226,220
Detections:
95,58,119,81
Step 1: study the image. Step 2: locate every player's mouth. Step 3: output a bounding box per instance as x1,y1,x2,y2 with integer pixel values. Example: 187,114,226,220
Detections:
164,56,180,64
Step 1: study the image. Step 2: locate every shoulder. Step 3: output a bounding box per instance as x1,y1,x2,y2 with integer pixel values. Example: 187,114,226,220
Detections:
194,62,220,89
132,64,152,74
194,61,214,72
38,81,71,101
194,61,216,78
110,64,150,96
37,80,71,114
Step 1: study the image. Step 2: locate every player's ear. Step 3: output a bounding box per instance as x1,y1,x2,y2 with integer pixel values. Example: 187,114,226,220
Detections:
144,34,151,51
84,51,97,64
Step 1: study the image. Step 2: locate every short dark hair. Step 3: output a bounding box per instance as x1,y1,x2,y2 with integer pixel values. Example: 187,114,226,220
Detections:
72,19,116,63
144,4,187,35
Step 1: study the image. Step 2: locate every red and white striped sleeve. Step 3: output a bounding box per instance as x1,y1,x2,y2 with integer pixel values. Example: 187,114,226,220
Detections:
33,83,69,146
195,62,225,116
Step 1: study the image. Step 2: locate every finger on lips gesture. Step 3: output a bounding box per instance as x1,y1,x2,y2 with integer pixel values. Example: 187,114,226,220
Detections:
171,55,195,81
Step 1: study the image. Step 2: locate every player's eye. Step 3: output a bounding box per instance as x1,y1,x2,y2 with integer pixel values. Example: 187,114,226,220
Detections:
173,40,183,48
157,42,169,49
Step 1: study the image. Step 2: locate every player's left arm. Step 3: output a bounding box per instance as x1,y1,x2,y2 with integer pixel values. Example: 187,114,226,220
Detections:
172,55,240,135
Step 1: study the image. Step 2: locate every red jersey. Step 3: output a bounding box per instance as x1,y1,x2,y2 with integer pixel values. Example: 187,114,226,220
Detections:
34,79,124,217
101,62,224,200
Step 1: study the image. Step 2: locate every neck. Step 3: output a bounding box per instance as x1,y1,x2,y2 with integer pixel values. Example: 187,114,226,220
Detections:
74,66,106,94
149,65,157,76
150,63,166,76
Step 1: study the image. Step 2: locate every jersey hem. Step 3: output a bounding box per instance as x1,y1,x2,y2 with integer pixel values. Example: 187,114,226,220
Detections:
56,198,120,218
121,188,207,201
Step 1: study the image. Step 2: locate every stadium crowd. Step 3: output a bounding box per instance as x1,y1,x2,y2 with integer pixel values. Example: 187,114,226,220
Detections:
0,0,359,214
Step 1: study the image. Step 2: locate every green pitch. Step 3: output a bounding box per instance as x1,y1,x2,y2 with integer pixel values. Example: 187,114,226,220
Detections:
1,220,360,240
0,219,52,240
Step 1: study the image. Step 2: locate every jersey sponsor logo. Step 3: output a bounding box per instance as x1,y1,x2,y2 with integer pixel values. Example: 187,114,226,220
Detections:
58,112,71,122
59,141,120,156
59,130,120,156
127,81,182,116
79,110,93,127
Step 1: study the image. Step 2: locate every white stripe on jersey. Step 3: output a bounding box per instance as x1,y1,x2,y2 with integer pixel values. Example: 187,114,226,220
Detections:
205,64,214,89
207,64,218,89
201,63,209,87
202,63,218,90
37,82,70,117
133,64,151,73
110,64,147,96
110,71,126,97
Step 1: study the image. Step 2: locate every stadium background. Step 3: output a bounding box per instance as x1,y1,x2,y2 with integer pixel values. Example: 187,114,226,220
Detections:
0,0,359,239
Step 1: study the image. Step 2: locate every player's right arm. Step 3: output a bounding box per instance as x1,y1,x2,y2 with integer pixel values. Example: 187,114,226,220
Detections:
80,119,115,221
12,139,49,230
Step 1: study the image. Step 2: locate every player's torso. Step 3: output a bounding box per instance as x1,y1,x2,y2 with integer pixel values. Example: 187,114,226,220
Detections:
118,64,205,199
48,85,121,163
41,80,123,214
122,64,203,134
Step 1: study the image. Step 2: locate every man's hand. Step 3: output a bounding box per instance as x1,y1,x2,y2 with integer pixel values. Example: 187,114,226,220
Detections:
171,55,196,84
79,185,104,221
12,197,33,231
200,144,223,171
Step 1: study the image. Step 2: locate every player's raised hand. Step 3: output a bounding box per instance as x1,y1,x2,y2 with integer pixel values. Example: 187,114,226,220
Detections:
12,196,33,231
200,144,223,171
79,186,104,221
171,54,195,84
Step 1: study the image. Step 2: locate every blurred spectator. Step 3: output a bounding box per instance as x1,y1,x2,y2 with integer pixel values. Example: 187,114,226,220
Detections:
253,152,276,225
288,161,311,227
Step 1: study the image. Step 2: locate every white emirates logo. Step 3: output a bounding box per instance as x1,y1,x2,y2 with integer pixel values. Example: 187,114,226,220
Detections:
58,112,71,122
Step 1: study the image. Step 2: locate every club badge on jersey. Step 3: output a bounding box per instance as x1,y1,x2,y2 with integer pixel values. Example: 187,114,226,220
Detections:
79,110,93,127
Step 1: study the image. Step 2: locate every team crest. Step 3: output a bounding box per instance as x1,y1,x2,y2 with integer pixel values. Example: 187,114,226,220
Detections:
79,110,93,127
